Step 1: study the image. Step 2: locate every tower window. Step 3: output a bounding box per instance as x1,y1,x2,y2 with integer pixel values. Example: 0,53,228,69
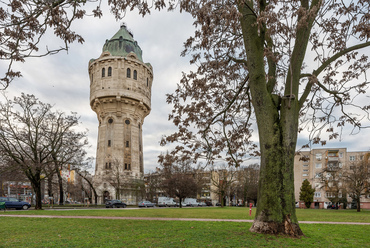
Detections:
109,162,111,169
108,67,112,77
133,70,137,80
127,68,131,78
125,120,130,125
147,78,149,87
108,140,111,147
108,118,113,124
125,163,128,170
102,68,105,77
126,141,129,147
128,164,131,170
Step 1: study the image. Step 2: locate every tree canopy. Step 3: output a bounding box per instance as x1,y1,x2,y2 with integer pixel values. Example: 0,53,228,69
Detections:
299,179,315,209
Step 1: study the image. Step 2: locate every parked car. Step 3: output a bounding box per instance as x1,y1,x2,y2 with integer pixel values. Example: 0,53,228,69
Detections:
205,201,213,206
138,201,155,208
182,198,199,207
105,200,127,208
157,197,177,207
0,197,31,210
198,202,207,207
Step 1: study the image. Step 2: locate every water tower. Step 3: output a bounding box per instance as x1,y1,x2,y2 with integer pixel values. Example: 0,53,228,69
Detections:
89,25,153,204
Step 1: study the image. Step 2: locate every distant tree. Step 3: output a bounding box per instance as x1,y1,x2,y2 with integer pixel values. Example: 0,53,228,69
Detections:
318,167,347,209
144,170,162,202
299,180,315,209
103,158,124,200
161,173,197,208
73,157,98,205
343,157,370,212
158,152,198,208
0,93,87,209
210,164,238,208
48,111,89,205
235,164,260,206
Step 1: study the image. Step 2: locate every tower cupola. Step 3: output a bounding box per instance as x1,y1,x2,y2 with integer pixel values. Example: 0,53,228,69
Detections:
102,24,143,61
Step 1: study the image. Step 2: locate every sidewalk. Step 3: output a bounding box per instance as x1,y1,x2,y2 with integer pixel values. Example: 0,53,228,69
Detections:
1,214,369,225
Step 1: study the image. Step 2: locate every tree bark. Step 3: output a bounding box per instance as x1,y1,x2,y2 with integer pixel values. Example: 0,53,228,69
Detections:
357,198,361,212
56,168,64,205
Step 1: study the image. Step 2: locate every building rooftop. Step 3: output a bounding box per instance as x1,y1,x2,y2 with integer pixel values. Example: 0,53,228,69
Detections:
102,24,143,61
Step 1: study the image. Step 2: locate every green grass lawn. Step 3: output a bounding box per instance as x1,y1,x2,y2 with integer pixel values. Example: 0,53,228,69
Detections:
0,208,369,247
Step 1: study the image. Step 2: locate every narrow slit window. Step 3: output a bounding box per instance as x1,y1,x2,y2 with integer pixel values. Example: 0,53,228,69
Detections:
133,70,137,80
108,67,112,76
126,141,129,147
127,68,131,78
108,140,111,147
102,68,105,77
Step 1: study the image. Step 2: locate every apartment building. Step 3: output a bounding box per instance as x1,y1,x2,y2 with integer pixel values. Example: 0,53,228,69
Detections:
294,148,370,209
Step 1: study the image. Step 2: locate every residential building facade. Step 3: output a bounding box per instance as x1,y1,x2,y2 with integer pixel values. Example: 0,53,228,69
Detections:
294,148,370,209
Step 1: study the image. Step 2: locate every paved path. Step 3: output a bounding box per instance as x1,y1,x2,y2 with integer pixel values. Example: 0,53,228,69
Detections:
1,214,369,225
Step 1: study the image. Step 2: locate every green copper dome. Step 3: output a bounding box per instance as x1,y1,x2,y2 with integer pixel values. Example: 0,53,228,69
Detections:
102,24,143,61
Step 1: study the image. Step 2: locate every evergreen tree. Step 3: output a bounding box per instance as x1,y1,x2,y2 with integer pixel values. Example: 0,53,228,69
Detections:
299,180,315,209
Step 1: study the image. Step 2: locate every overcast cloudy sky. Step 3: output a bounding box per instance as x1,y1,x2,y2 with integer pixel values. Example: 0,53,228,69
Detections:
2,4,370,173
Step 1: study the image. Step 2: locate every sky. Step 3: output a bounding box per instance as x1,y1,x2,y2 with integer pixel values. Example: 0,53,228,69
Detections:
1,3,370,173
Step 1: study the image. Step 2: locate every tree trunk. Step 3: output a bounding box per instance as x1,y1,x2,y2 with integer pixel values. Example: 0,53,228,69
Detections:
356,198,361,212
57,171,64,205
31,181,43,210
249,98,303,237
47,176,53,199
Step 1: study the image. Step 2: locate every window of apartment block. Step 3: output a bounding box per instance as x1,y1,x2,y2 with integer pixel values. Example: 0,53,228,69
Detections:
303,164,308,167
349,155,355,161
326,192,335,198
315,163,322,168
302,173,308,177
339,152,343,158
316,153,322,161
303,169,309,172
339,162,343,168
314,192,321,198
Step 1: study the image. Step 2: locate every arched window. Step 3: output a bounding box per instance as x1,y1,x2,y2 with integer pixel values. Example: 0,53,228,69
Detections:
133,70,137,80
127,68,131,78
147,78,149,87
108,67,112,77
102,68,105,77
